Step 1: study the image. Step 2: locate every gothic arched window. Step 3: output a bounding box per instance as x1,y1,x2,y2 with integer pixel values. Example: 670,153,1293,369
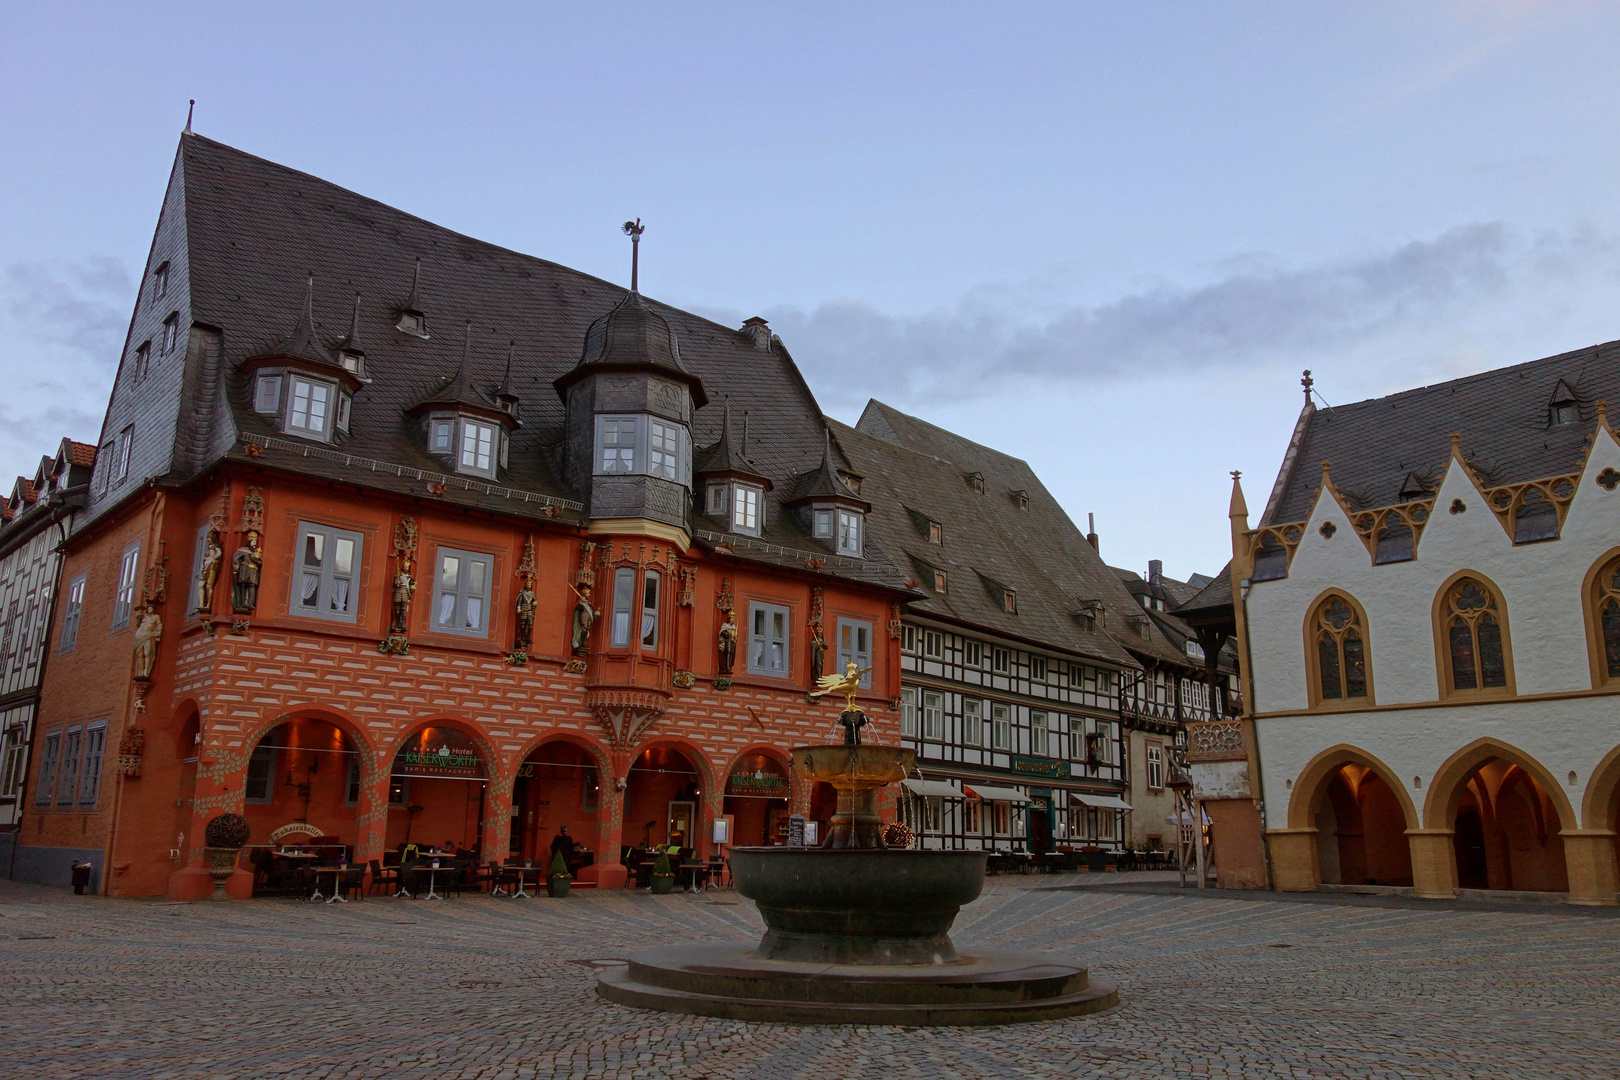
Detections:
1588,555,1620,683
1310,595,1369,704
1439,576,1510,694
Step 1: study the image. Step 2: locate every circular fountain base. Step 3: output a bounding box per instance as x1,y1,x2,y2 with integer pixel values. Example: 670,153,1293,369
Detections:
595,942,1118,1026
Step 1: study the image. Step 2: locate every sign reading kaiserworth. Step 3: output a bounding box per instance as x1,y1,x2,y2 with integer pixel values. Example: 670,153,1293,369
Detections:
393,727,484,779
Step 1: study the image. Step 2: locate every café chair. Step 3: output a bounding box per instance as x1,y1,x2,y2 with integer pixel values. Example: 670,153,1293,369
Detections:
367,859,398,897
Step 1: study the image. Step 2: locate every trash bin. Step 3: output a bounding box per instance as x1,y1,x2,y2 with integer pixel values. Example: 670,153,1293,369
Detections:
70,862,92,895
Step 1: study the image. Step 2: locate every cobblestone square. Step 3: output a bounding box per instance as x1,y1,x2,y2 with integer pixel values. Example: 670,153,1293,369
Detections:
2,875,1616,1080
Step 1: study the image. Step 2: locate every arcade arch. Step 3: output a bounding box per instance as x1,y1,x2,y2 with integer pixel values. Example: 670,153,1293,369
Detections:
1290,745,1415,888
1426,739,1575,893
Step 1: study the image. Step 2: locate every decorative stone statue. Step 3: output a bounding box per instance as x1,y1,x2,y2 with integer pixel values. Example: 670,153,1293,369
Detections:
230,533,262,614
809,624,826,682
514,584,536,651
389,565,415,636
837,708,868,746
132,605,162,681
195,529,222,615
717,609,738,675
571,584,596,652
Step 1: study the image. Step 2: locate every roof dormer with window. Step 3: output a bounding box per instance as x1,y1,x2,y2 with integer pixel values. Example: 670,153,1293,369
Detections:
695,401,771,538
242,278,363,445
406,323,522,481
786,434,870,558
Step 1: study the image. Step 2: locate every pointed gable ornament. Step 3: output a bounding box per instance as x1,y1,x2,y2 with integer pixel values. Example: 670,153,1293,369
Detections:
396,258,429,338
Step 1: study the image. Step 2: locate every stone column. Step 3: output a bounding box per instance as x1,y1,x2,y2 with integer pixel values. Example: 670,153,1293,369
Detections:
700,784,725,860
480,777,513,867
167,739,251,901
1407,828,1458,899
592,749,629,888
354,759,391,868
1561,829,1619,906
1265,828,1320,892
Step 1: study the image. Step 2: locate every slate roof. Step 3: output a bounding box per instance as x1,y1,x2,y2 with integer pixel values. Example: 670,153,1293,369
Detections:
840,400,1209,671
1264,340,1620,526
153,133,908,592
1172,561,1234,622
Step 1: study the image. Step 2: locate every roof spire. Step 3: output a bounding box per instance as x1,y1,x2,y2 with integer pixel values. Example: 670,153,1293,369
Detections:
405,259,423,311
341,291,364,351
499,340,516,392
1301,369,1314,405
621,218,645,293
742,410,749,456
185,99,195,134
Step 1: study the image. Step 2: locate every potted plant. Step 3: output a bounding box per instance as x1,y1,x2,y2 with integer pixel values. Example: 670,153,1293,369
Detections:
203,812,250,902
649,849,675,895
547,851,571,898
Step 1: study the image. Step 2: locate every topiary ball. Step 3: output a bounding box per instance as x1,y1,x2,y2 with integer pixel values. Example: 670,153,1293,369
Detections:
205,812,250,849
883,821,914,848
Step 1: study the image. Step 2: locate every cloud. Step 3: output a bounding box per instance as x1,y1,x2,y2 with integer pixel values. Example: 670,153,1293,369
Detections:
0,258,131,480
694,223,1620,411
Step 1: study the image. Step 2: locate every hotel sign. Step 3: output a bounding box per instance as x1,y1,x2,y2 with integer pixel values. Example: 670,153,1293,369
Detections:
1010,755,1069,779
394,728,484,779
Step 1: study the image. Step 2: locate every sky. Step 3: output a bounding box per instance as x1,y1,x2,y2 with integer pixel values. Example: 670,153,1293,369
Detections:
5,2,1620,580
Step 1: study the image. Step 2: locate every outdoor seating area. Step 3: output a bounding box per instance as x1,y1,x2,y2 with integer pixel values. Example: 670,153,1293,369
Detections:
982,847,1178,875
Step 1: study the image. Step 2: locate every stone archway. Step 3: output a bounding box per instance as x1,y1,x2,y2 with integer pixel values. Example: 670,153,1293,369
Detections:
382,717,502,861
1572,745,1620,906
1426,739,1576,896
510,732,615,871
1272,744,1417,892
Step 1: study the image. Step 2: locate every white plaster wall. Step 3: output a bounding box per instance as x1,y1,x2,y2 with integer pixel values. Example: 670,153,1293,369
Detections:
1247,427,1620,712
1255,693,1616,829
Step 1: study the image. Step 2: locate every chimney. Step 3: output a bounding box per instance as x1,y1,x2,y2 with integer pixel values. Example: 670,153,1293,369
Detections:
1086,513,1098,552
1149,559,1162,585
741,316,771,351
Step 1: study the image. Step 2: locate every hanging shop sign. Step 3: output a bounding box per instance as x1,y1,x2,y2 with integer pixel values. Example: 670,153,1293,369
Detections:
394,727,484,779
1010,755,1070,779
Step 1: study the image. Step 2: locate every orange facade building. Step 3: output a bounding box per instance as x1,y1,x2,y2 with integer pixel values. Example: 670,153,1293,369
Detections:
17,133,911,897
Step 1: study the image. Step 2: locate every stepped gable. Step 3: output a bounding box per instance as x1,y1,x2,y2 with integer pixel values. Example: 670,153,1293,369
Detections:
1265,342,1620,527
839,401,1164,670
168,133,906,590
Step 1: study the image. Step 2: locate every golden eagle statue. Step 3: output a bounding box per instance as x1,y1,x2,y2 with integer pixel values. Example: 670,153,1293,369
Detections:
809,659,872,713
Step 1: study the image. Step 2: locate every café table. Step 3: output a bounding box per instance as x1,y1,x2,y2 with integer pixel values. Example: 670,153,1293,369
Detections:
510,862,535,899
417,859,447,901
679,860,709,893
311,865,347,904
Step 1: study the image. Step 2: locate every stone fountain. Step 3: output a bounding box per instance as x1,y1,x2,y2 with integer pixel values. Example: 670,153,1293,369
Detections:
596,686,1118,1026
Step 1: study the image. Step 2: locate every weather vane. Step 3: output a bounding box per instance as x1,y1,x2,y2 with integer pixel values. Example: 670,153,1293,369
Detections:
622,218,645,293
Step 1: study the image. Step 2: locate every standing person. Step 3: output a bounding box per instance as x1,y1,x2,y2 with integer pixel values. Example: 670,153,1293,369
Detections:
550,826,576,860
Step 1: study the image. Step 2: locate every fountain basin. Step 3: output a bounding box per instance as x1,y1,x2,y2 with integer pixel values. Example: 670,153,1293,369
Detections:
730,847,986,964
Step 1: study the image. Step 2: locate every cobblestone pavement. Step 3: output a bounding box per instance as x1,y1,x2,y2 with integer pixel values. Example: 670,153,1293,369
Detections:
2,873,1617,1080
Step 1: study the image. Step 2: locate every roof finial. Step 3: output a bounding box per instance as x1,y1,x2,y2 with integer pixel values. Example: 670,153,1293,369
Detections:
500,340,516,391
621,218,645,293
461,320,472,368
1598,400,1609,427
1301,369,1314,404
343,291,363,350
742,410,749,456
185,99,195,134
405,258,423,311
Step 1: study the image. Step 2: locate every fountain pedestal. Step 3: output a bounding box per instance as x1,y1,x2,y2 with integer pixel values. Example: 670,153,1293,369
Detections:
596,734,1118,1025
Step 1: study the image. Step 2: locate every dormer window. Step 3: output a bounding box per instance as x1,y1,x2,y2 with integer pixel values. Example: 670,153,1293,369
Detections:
153,262,168,300
288,376,333,438
813,509,834,539
459,420,496,476
965,471,984,493
1010,489,1029,509
928,520,941,544
599,417,637,473
836,508,863,556
733,485,762,534
431,419,454,453
338,349,365,378
932,566,948,593
1002,588,1017,614
396,310,428,337
1550,393,1579,425
254,375,281,413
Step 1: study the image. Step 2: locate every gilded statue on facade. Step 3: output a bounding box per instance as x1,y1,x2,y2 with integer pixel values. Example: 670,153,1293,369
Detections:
195,529,222,615
570,583,596,652
132,605,162,681
230,533,262,614
717,609,738,675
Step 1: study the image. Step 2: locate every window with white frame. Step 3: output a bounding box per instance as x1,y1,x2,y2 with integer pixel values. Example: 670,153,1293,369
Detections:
1147,743,1164,789
901,624,918,654
35,730,60,807
993,801,1011,836
747,601,789,676
963,798,982,834
732,485,762,535
706,483,727,516
433,547,493,636
1030,711,1049,757
900,686,917,736
599,416,637,473
56,725,82,808
336,393,352,434
1069,720,1086,761
641,571,661,648
459,419,497,476
923,796,943,833
1,719,29,802
162,312,178,353
115,426,133,483
991,702,1011,750
991,647,1010,673
134,341,150,381
153,261,169,300
254,374,282,413
648,419,680,480
812,508,834,539
836,509,863,556
288,376,333,438
964,640,983,668
922,690,943,740
294,522,361,622
610,567,635,647
1030,656,1048,682
111,543,140,630
962,699,983,746
923,630,943,659
836,618,871,688
430,418,454,453
245,742,276,804
59,574,85,652
77,722,106,807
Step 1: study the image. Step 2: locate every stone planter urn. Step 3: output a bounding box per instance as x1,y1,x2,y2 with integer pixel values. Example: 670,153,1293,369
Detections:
203,812,250,902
